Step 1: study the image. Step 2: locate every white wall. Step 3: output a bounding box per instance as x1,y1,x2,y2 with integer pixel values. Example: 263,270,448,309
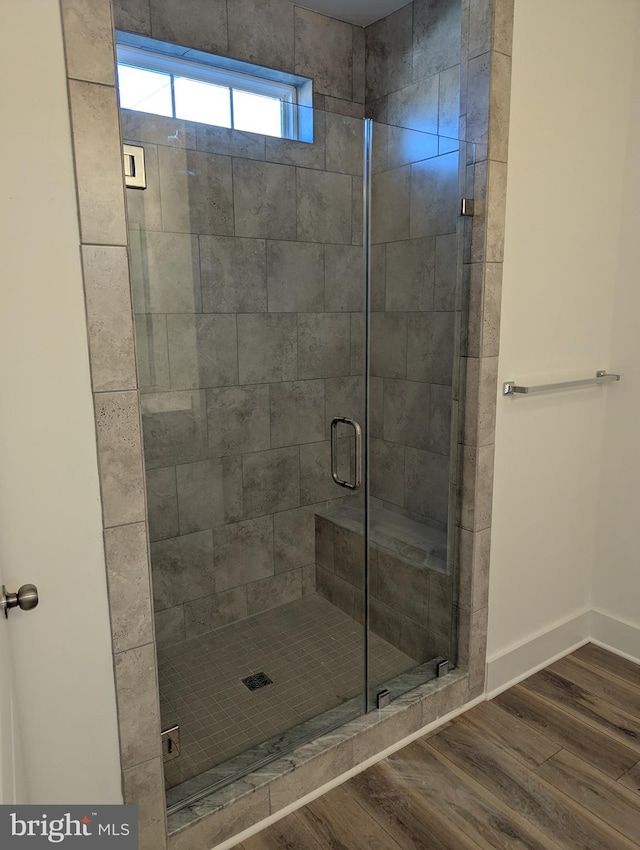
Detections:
487,0,640,675
593,13,640,647
0,0,122,803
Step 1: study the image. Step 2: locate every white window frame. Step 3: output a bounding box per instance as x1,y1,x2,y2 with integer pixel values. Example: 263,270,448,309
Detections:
116,45,298,139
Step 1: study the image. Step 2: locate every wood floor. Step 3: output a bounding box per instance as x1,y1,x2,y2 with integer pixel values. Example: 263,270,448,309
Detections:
239,644,640,849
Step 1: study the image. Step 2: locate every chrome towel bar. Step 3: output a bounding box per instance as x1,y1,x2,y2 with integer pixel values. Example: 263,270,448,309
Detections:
503,370,621,396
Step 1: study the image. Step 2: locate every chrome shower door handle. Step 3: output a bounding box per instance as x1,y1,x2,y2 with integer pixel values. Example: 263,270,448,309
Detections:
330,417,362,491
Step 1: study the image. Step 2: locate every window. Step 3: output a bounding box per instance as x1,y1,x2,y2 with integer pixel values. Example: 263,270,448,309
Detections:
116,44,302,140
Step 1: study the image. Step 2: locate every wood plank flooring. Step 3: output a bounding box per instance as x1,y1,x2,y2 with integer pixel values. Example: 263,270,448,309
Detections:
238,645,640,849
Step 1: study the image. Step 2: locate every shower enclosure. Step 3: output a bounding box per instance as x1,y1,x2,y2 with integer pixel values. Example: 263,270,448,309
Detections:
120,38,473,813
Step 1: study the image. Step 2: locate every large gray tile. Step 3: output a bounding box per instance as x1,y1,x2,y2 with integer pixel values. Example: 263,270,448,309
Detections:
124,143,163,232
207,384,270,457
295,7,353,100
410,152,460,238
228,0,294,72
150,0,228,54
95,392,146,527
68,80,127,245
376,550,429,623
334,526,364,589
141,390,208,469
120,110,197,149
154,605,185,649
265,111,326,169
200,236,267,313
371,166,411,244
325,376,364,438
352,175,364,246
213,516,274,590
369,597,403,649
184,587,248,639
238,313,298,383
435,233,458,311
350,312,364,376
413,0,462,79
494,0,515,56
370,312,407,379
247,569,303,615
352,25,365,103
196,124,266,160
105,522,153,653
242,447,300,516
82,246,137,392
371,438,405,506
298,313,351,379
387,125,439,170
158,147,234,236
316,566,355,617
490,52,512,163
114,644,160,769
439,65,461,140
466,52,490,153
135,314,170,393
388,76,439,135
176,457,244,532
365,5,413,100
274,504,319,572
146,466,179,542
325,113,363,176
385,238,436,312
371,244,386,311
461,444,494,532
167,314,238,389
267,242,324,312
112,0,151,35
297,169,353,244
123,758,167,850
325,245,365,312
486,160,508,263
300,440,352,504
429,571,454,638
129,230,201,314
383,379,430,451
151,530,214,609
482,263,503,357
406,312,455,384
370,376,384,438
430,383,453,455
270,380,325,447
315,514,335,570
61,0,115,85
468,0,492,58
405,447,450,523
233,160,297,239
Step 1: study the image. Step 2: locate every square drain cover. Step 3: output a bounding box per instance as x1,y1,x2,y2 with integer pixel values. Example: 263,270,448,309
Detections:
242,672,273,691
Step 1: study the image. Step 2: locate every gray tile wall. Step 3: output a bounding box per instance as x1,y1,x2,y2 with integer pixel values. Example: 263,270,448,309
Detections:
117,0,368,648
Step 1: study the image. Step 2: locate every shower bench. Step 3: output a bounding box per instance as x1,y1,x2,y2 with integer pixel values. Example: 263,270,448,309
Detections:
314,502,451,664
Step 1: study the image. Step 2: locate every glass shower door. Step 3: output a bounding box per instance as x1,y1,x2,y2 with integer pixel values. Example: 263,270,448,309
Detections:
123,101,370,810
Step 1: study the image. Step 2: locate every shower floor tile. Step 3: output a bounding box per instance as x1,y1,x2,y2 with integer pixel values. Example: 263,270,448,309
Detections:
159,593,417,789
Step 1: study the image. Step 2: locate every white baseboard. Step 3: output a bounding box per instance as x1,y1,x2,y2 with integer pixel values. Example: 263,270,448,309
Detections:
591,610,640,664
485,610,592,698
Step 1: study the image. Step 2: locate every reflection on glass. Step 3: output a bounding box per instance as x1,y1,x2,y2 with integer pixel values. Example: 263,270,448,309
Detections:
174,77,232,127
117,65,173,117
233,90,282,137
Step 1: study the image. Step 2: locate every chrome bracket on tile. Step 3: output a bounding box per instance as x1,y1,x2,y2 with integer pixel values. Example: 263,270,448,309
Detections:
123,144,147,189
460,198,475,217
376,689,391,709
162,725,181,762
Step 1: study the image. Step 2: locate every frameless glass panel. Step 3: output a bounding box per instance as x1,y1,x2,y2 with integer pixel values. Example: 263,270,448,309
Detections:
365,119,474,709
123,101,367,813
174,77,232,127
117,64,173,116
232,90,282,137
